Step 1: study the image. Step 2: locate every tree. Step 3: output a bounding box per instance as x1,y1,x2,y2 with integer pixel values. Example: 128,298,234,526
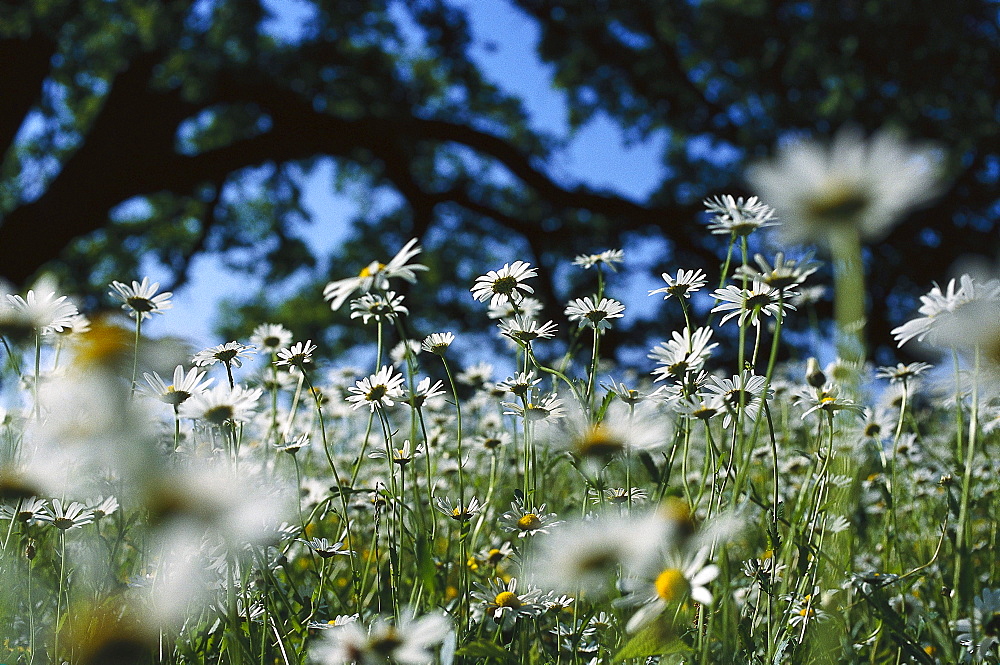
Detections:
1,0,998,363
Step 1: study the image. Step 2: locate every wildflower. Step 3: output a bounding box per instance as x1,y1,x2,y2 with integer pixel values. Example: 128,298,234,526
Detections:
402,377,445,409
50,499,95,530
90,495,120,519
456,361,494,386
496,372,541,398
310,611,450,665
434,496,482,522
597,487,649,505
798,388,866,420
179,384,263,425
787,592,830,631
502,393,566,422
498,316,558,344
350,291,408,324
892,274,1000,349
308,614,360,630
369,439,424,466
275,340,317,369
648,268,708,300
323,238,428,311
573,249,625,272
703,195,778,237
192,341,255,369
471,261,538,309
733,252,822,290
477,542,515,568
390,340,422,366
250,323,293,352
955,588,1000,661
476,428,512,451
602,379,661,405
7,276,80,335
702,371,770,427
0,496,54,525
875,362,933,384
488,295,543,320
141,366,214,406
346,366,405,411
556,401,670,462
471,578,545,628
500,498,563,537
747,126,943,244
620,546,720,633
108,277,173,320
276,433,310,455
564,296,625,331
711,281,796,327
648,326,718,382
421,332,455,356
299,537,352,558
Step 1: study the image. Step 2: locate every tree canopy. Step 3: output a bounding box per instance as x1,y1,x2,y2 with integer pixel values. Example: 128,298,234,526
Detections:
2,0,998,363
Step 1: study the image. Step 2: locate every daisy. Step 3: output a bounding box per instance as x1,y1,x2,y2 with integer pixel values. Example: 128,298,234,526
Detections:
702,371,770,427
955,588,1000,661
179,384,263,425
620,547,720,633
275,340,317,369
555,401,670,461
471,578,545,628
648,326,718,382
456,361,493,386
250,323,293,352
476,541,516,568
141,366,214,406
475,428,512,451
787,591,831,632
108,277,173,320
192,341,255,369
471,261,537,309
402,377,445,409
310,611,450,665
488,295,543,320
369,439,424,466
496,371,541,398
891,274,1000,348
89,495,120,519
703,195,778,237
500,498,564,537
275,432,310,455
565,296,625,331
420,331,455,355
7,277,79,335
502,393,566,422
602,379,660,405
299,537,352,558
49,499,95,530
875,362,933,384
346,366,405,411
0,496,54,525
349,291,408,324
798,388,866,420
498,316,558,344
733,252,822,290
308,614,360,630
323,238,428,311
434,496,482,522
648,268,708,300
711,281,796,327
573,249,625,272
750,127,944,244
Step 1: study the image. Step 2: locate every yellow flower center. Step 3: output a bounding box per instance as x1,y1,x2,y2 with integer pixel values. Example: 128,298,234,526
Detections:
486,548,505,564
494,591,522,608
576,425,626,458
805,182,869,224
654,568,690,602
517,513,542,531
358,262,386,279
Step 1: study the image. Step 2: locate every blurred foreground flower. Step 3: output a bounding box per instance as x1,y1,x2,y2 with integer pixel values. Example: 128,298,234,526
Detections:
323,238,428,311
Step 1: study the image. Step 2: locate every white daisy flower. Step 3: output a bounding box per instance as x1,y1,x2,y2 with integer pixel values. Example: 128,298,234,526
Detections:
500,498,564,537
471,578,545,629
250,323,293,352
502,392,566,422
711,281,796,327
141,365,214,406
648,326,718,382
471,261,537,309
703,194,778,237
648,268,708,300
275,340,317,369
733,252,822,290
349,291,408,324
323,238,428,311
402,377,446,409
179,384,263,425
421,332,455,356
108,277,173,320
955,588,1000,661
192,341,256,369
891,274,1000,348
620,546,720,633
7,276,79,335
564,296,625,331
573,249,625,272
747,126,944,244
488,295,543,320
49,499,95,531
496,371,541,397
702,371,771,427
346,366,405,411
498,316,558,344
0,496,54,525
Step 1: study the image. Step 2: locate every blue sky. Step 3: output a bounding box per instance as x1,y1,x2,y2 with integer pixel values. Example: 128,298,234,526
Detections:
144,0,668,349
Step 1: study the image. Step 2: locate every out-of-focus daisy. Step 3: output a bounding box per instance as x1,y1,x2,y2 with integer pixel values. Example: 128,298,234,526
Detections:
573,249,624,272
554,401,671,463
648,326,718,382
498,316,558,344
402,377,445,409
488,295,543,320
471,578,545,628
346,366,405,411
275,432,310,455
179,384,263,425
390,340,422,366
500,498,563,538
602,379,661,405
50,499,95,531
349,291,408,325
502,392,566,422
108,277,173,321
310,611,450,665
192,341,255,369
747,126,943,245
565,297,625,331
434,496,482,522
955,588,1000,661
456,361,493,386
250,323,293,352
141,366,214,406
475,428,512,451
875,362,933,384
0,496,54,525
648,268,708,300
711,281,796,327
90,495,120,519
703,195,778,237
471,261,537,309
702,371,771,427
476,542,516,569
620,546,720,633
7,276,80,335
797,387,866,420
275,340,317,370
323,238,427,311
892,274,1000,348
787,591,831,632
596,487,650,506
733,252,821,290
421,332,455,356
